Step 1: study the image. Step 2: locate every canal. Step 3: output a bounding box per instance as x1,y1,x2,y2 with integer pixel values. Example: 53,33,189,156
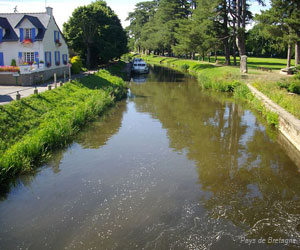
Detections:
1,65,300,249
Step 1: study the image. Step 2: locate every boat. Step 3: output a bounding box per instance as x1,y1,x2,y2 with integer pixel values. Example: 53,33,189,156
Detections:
131,58,149,74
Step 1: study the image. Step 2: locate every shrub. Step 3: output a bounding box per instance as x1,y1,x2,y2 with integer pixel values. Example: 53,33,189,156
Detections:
71,56,83,74
11,59,16,66
180,64,189,70
288,82,300,94
121,54,133,62
277,81,289,90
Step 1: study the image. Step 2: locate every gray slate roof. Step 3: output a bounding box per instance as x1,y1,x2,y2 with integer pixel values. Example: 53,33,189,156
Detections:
0,12,50,41
0,17,18,41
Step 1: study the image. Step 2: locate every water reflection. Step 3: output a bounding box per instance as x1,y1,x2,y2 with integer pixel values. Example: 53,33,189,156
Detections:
75,101,127,149
131,65,300,247
1,65,300,249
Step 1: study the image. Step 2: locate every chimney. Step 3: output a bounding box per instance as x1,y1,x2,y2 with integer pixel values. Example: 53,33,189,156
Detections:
46,7,53,16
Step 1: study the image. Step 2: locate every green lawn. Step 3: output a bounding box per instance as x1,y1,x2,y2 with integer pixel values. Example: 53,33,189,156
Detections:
0,69,127,182
142,54,300,121
145,54,294,70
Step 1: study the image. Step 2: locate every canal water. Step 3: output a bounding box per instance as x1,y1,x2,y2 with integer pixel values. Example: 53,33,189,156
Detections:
1,65,300,250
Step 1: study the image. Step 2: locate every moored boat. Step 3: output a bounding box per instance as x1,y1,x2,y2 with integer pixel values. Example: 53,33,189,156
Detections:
131,58,149,74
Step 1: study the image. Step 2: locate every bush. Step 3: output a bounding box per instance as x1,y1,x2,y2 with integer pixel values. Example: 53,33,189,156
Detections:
277,81,289,90
180,64,189,70
121,53,133,62
11,59,16,66
288,82,300,94
71,56,83,74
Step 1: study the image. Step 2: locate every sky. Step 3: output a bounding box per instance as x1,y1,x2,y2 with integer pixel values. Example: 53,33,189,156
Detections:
0,0,270,29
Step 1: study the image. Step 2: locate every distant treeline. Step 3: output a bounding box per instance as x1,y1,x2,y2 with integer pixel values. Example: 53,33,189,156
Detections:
126,0,300,67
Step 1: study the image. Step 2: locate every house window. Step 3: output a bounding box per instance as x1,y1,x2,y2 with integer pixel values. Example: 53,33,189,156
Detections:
55,51,60,66
45,51,51,67
25,28,32,39
23,52,34,63
62,54,68,65
54,31,60,43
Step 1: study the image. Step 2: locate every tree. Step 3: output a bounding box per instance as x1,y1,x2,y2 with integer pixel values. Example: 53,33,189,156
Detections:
126,1,159,53
256,0,300,67
63,0,127,68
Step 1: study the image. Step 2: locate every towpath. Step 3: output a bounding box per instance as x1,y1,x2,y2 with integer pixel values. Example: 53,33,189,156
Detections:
0,71,97,105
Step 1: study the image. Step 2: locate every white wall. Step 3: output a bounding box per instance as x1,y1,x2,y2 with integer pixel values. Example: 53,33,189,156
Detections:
43,16,69,69
0,14,69,68
0,41,44,66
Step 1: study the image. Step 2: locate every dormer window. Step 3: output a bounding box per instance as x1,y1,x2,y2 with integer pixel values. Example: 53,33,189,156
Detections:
25,28,32,39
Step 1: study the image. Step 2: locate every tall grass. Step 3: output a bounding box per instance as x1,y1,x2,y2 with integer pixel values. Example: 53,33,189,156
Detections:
0,69,127,182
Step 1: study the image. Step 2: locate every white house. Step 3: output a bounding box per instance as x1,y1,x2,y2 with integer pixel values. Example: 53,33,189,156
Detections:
0,7,69,85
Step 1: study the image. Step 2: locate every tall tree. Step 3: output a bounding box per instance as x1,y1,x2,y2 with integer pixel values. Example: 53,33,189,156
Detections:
256,0,300,67
63,0,127,68
126,1,159,53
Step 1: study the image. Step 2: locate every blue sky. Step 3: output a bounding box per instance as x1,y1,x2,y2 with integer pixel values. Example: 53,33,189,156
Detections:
0,0,270,29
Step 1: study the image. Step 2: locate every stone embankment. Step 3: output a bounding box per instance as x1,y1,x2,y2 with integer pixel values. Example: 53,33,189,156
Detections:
247,84,300,152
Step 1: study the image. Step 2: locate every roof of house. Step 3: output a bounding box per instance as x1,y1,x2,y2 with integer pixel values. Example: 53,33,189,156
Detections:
0,12,51,41
0,17,18,41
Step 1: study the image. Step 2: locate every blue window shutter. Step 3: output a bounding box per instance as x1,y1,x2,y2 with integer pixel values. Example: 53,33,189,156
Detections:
58,51,60,62
0,29,3,42
18,52,23,64
49,52,51,65
0,53,4,66
34,52,39,64
20,28,24,42
45,52,47,63
55,51,57,64
32,28,35,42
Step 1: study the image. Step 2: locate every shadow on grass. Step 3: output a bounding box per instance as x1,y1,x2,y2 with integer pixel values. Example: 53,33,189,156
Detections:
192,64,216,71
36,95,52,103
79,74,114,90
247,61,285,69
20,99,42,113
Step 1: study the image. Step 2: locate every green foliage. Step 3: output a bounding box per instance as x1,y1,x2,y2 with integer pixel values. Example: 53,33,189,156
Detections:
253,80,300,119
121,53,133,62
63,0,128,68
10,59,16,66
0,70,127,182
71,56,83,74
288,82,300,94
180,64,189,70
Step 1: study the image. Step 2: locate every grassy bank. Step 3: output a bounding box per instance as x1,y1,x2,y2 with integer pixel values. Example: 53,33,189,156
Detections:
141,54,285,126
0,69,127,182
146,54,294,70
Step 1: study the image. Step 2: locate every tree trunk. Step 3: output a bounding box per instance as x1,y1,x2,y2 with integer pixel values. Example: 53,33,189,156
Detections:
233,38,237,66
86,45,91,69
222,0,230,65
214,49,217,62
224,39,230,65
296,42,299,66
235,0,246,56
287,43,292,68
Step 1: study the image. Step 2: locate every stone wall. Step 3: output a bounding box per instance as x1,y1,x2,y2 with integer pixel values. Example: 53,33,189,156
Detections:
247,84,300,153
0,66,69,86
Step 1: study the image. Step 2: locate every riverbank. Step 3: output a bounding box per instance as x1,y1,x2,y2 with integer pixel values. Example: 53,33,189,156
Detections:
0,69,127,183
141,54,300,151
